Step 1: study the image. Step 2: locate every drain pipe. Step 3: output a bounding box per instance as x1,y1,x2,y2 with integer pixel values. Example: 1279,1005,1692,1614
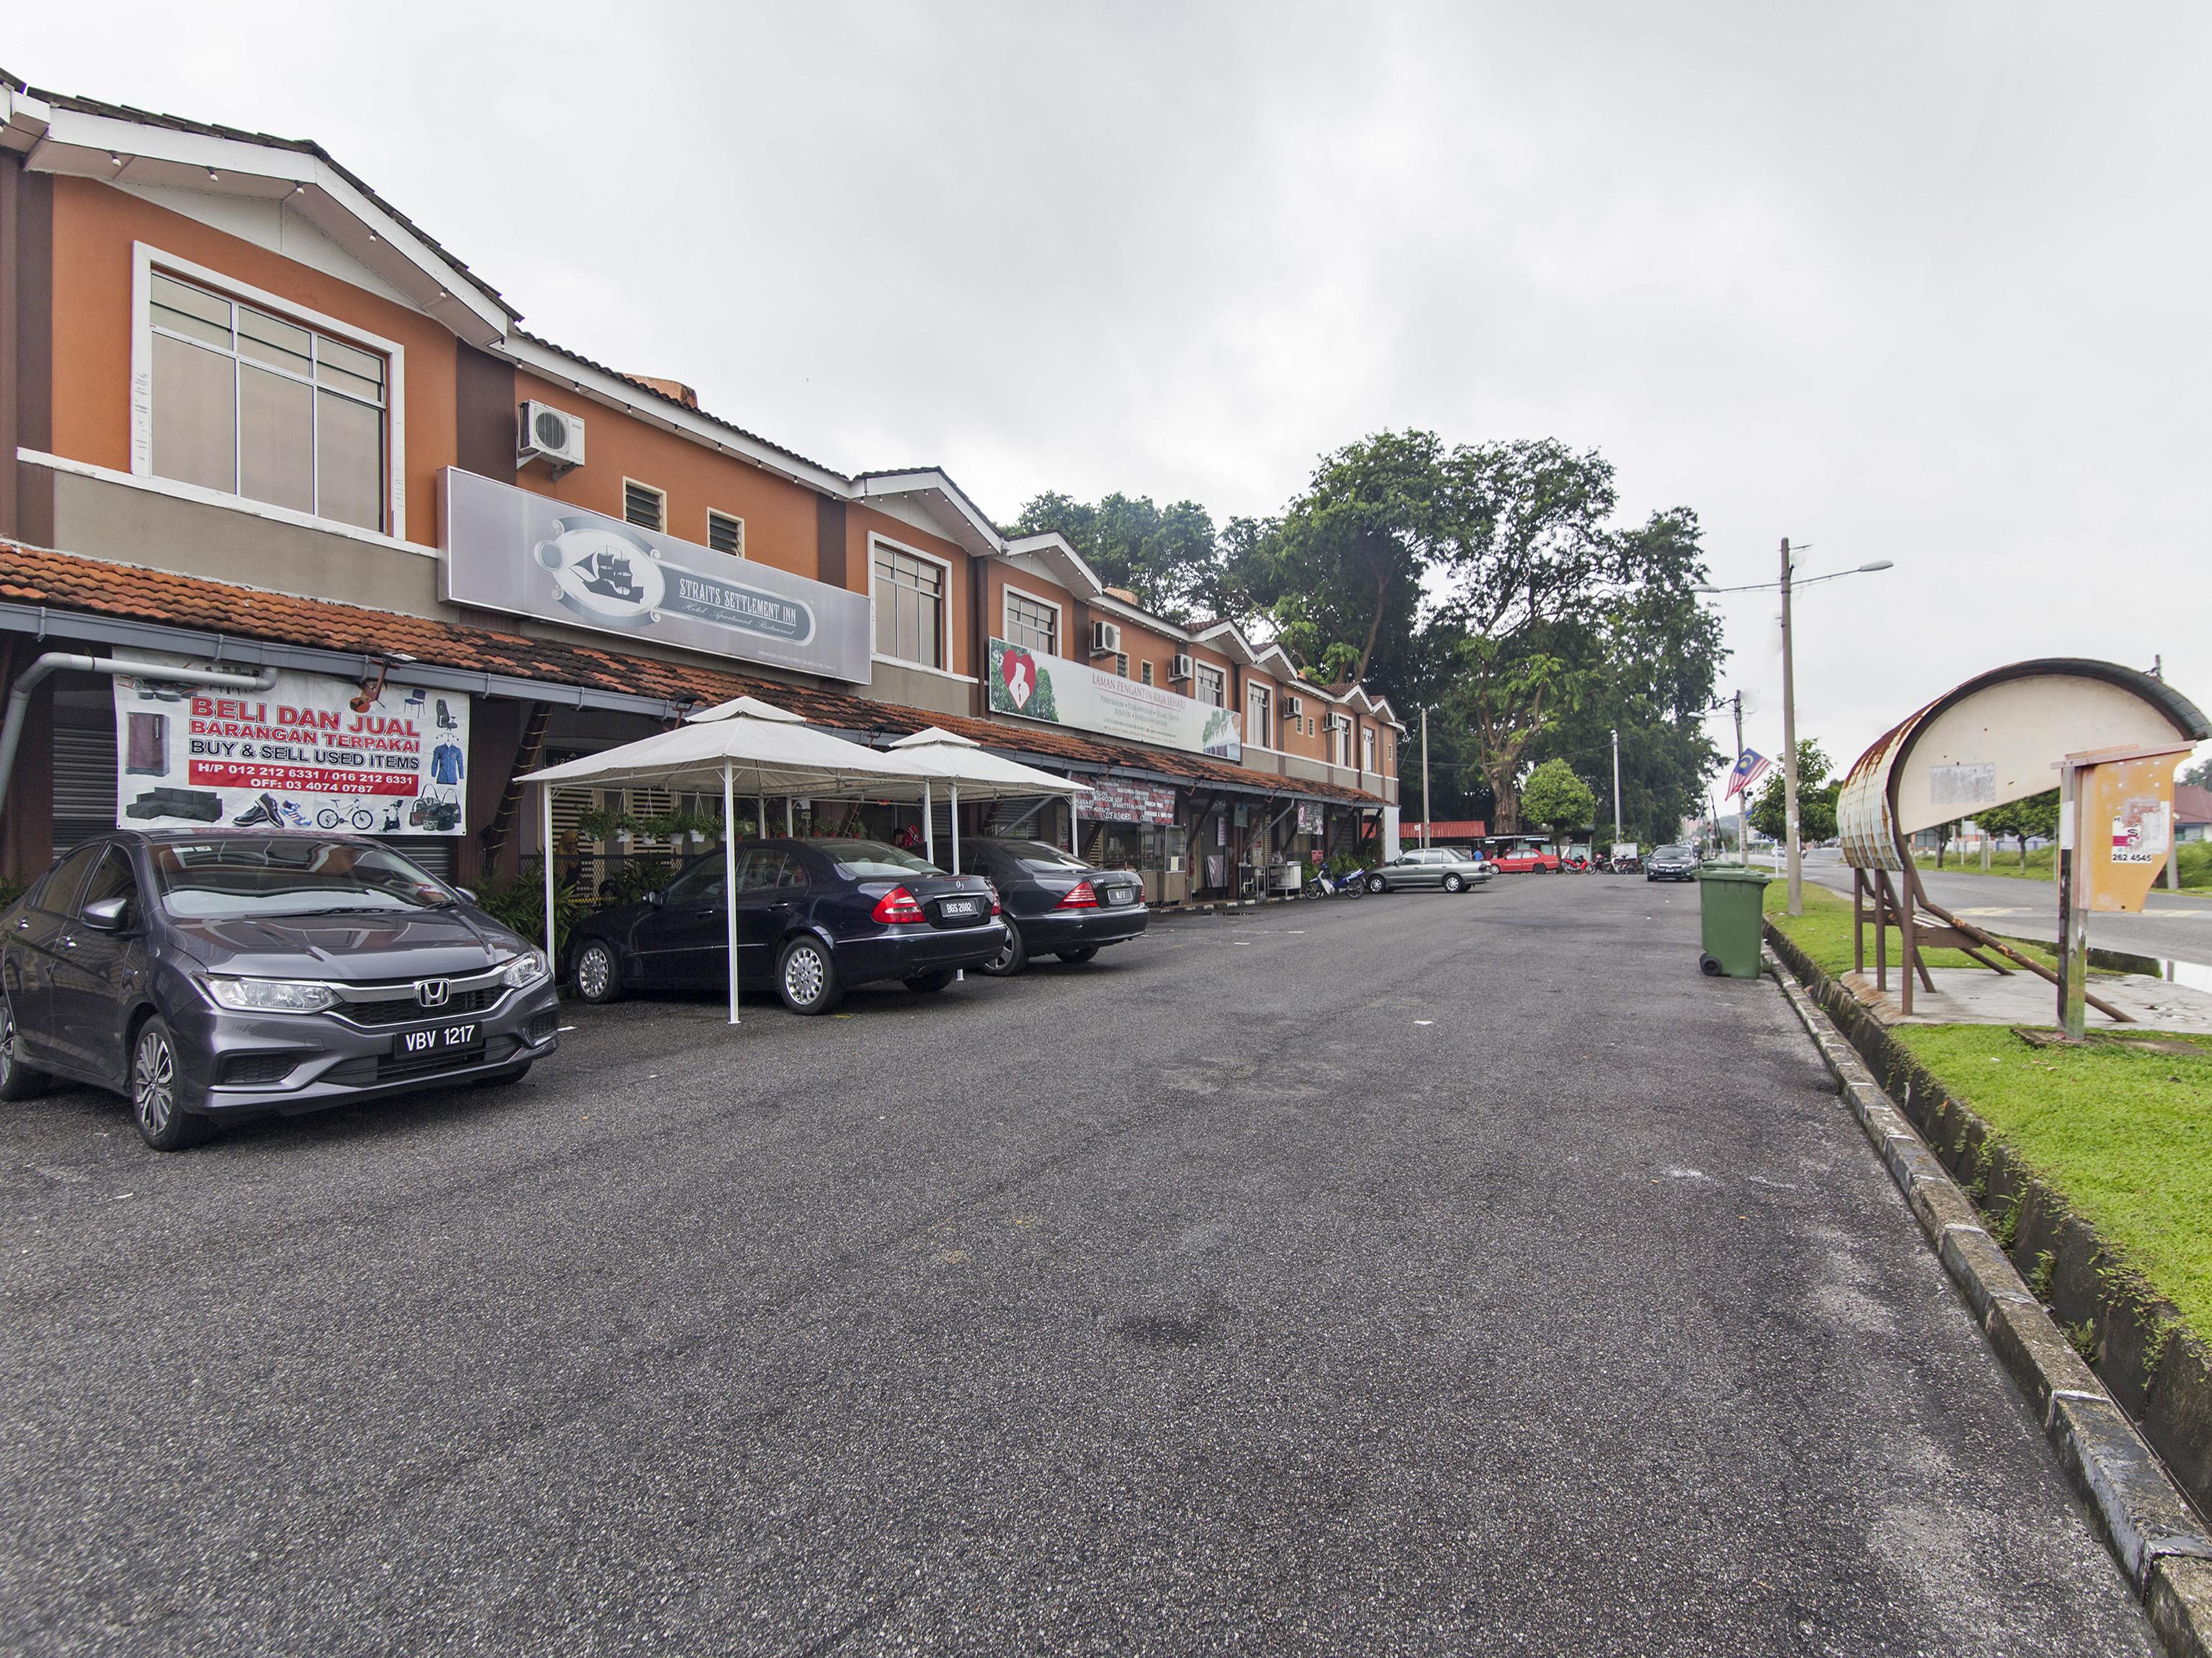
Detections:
0,653,280,817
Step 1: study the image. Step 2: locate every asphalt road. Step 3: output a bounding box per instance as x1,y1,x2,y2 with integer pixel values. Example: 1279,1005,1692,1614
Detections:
0,878,2158,1657
1794,848,2212,978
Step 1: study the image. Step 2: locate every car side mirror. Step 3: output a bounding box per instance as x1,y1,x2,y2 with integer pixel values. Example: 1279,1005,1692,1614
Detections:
454,886,478,905
80,895,131,933
646,890,663,905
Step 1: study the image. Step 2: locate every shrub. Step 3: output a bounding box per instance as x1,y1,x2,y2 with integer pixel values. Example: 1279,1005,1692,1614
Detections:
473,859,589,960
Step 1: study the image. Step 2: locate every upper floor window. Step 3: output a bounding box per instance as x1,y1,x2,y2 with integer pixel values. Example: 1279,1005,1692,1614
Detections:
707,509,745,557
1362,728,1377,772
874,540,946,670
1005,589,1059,657
1248,683,1271,744
1195,664,1225,707
148,270,388,531
624,480,666,532
1113,653,1129,679
1141,660,1155,687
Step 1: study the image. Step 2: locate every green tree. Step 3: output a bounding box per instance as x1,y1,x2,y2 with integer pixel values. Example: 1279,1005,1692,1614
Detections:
1520,758,1596,846
1976,789,2060,869
1007,490,1224,621
2182,756,2212,790
1748,740,1838,845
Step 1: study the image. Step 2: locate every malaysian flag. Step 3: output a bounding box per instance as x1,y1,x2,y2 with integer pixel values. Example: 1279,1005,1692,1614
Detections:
1723,748,1772,800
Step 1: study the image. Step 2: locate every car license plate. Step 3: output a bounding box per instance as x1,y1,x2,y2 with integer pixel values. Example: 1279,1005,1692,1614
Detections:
939,898,980,918
1105,887,1135,907
396,1022,479,1058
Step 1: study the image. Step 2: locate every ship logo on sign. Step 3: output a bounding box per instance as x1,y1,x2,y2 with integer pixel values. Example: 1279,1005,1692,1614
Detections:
535,522,667,625
1000,646,1037,711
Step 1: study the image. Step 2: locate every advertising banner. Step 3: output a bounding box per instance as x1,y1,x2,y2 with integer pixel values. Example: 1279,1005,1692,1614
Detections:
115,658,469,835
1087,779,1178,825
987,637,1241,760
439,468,871,684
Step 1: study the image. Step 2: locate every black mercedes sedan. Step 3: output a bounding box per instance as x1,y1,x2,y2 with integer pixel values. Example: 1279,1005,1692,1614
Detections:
961,836,1148,976
0,831,559,1151
566,838,1005,1015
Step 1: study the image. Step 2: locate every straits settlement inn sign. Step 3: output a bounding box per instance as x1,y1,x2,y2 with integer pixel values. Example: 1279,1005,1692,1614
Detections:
115,658,471,835
439,468,872,683
989,638,1241,760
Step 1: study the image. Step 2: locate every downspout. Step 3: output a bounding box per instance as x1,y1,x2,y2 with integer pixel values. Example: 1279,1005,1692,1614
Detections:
0,653,279,817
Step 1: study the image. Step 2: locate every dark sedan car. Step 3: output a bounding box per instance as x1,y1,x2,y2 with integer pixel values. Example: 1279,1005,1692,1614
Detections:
0,831,559,1151
961,836,1148,976
1645,843,1703,882
566,837,1005,1015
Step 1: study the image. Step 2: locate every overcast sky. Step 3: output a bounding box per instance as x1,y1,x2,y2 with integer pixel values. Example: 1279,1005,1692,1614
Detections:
13,4,2210,783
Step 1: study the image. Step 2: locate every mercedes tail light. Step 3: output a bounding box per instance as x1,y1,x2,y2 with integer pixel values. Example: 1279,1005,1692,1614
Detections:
1056,879,1098,910
871,886,927,925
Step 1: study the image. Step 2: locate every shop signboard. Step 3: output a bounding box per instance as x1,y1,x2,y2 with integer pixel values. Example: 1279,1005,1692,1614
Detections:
439,468,871,684
987,637,1241,760
114,657,469,835
1087,779,1177,825
1296,802,1323,835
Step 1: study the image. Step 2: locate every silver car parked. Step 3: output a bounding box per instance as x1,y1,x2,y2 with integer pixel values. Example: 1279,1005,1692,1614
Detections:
1364,847,1493,894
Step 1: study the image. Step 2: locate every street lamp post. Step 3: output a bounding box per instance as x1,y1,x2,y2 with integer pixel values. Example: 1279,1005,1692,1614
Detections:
1420,705,1431,849
1697,552,1895,915
1610,726,1623,851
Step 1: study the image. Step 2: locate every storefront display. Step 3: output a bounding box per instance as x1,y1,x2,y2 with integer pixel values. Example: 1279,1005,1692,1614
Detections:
113,658,469,835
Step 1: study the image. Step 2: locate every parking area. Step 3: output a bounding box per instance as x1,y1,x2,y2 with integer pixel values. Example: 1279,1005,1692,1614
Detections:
0,878,2156,1656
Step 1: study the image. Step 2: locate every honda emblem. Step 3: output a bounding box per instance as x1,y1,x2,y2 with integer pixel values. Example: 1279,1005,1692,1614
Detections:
416,979,451,1008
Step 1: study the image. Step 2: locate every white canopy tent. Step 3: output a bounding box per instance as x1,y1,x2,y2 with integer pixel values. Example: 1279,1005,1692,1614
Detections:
884,726,1092,875
516,696,932,1024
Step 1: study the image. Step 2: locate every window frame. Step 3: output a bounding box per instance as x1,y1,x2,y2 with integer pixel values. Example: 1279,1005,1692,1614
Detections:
1140,660,1155,687
1001,583,1063,658
622,479,668,533
1195,663,1225,707
706,509,745,558
130,242,405,536
1247,681,1272,751
869,533,954,672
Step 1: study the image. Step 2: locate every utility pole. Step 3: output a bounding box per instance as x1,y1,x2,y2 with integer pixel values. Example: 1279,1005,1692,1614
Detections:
1610,727,1623,849
1780,537,1804,915
1733,691,1748,868
1420,705,1431,849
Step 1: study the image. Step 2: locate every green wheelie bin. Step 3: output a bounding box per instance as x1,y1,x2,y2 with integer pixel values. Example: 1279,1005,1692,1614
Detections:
1695,864,1771,978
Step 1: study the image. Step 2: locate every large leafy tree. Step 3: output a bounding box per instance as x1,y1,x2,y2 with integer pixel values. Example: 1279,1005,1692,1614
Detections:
1007,491,1225,621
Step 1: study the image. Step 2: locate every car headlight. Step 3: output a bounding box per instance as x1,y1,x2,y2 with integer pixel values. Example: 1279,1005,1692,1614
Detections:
201,975,337,1014
502,949,550,990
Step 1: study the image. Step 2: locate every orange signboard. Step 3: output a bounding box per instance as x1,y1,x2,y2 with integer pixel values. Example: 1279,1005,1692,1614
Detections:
2082,755,2175,912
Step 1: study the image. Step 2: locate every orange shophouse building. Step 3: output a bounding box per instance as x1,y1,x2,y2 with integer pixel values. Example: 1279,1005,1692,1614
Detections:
0,73,1400,900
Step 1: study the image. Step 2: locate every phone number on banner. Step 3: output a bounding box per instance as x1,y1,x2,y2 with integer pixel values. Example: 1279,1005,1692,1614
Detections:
190,763,417,797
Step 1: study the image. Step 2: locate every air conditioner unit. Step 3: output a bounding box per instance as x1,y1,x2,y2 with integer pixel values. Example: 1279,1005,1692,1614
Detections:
1281,694,1304,720
517,400,586,475
1089,620,1122,656
1325,712,1351,731
1169,653,1195,682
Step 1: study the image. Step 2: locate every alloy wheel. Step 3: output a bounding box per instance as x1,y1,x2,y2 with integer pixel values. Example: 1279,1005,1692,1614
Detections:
0,1000,15,1088
576,943,614,1001
784,944,825,1005
134,1025,177,1139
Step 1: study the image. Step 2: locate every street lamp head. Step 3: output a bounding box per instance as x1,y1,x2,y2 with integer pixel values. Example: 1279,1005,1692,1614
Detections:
1857,560,1895,573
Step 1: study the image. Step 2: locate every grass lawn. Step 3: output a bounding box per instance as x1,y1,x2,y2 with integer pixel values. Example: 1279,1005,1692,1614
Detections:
1916,839,2212,892
1762,879,2061,976
1895,1023,2212,1337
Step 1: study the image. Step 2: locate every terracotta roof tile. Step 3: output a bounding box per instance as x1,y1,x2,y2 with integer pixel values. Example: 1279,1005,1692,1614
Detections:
0,540,1383,808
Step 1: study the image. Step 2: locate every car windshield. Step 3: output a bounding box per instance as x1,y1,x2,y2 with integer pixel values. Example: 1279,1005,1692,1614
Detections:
148,837,455,920
816,838,944,880
1000,840,1090,874
1656,844,1693,857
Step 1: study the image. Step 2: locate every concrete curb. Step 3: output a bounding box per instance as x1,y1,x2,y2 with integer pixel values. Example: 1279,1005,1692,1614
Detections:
1763,946,2212,1658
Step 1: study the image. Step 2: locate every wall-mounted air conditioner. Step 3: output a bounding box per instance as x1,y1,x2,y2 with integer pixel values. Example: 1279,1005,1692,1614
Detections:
1089,620,1122,656
1281,695,1304,720
518,401,586,476
1325,712,1351,731
1169,653,1195,682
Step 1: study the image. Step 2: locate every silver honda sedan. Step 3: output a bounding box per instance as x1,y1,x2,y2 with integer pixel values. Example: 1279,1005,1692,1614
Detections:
1364,847,1493,893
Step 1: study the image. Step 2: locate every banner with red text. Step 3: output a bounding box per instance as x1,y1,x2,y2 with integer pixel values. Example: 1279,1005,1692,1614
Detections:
114,658,468,835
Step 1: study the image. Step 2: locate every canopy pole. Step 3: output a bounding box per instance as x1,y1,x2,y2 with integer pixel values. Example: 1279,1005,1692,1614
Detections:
785,797,794,836
725,763,741,1026
923,779,935,864
540,784,556,974
952,782,964,982
1070,790,1080,857
756,794,766,841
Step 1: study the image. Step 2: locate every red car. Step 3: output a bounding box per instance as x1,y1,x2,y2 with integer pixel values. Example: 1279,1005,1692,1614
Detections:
1487,836,1563,873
